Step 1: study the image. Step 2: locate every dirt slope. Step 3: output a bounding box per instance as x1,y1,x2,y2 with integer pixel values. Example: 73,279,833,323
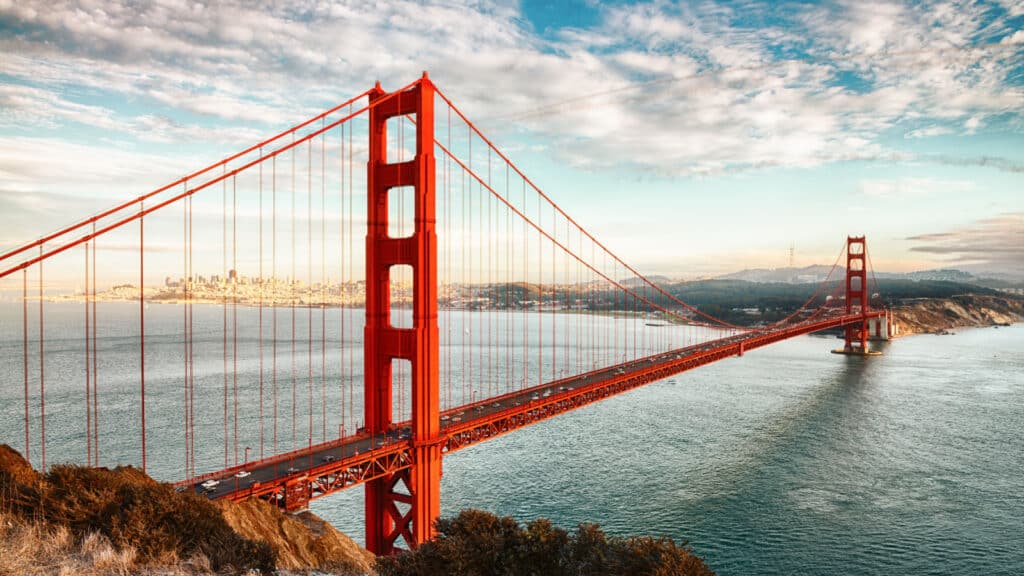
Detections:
217,498,374,575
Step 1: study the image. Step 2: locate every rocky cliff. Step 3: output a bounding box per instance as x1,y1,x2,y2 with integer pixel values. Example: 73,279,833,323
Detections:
892,294,1023,335
218,499,374,575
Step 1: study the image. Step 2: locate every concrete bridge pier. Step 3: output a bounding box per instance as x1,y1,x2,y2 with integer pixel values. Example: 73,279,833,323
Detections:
868,310,897,341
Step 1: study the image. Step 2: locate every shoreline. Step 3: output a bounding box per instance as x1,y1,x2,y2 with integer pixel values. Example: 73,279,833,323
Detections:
890,293,1024,336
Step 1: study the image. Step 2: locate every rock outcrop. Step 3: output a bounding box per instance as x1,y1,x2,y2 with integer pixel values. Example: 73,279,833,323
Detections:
893,294,1023,335
218,498,375,575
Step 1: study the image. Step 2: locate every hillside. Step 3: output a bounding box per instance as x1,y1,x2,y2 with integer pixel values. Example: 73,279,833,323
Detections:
0,444,373,575
892,294,1024,335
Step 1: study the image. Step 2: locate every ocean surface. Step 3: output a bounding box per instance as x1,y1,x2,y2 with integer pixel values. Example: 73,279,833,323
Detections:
313,322,1024,576
1,304,1022,575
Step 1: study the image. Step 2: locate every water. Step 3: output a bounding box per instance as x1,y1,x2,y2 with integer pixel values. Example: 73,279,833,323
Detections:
2,304,1022,575
313,323,1024,575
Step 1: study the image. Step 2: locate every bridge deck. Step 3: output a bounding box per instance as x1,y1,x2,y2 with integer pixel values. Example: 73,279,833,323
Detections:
180,311,882,507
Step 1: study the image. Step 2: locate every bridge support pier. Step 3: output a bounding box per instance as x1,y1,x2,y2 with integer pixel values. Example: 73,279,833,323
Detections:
364,75,441,554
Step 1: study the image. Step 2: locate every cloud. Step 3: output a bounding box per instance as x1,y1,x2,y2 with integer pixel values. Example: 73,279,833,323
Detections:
0,0,1021,180
859,177,975,198
1002,30,1024,44
907,212,1024,276
917,154,1024,174
904,125,953,139
964,116,983,133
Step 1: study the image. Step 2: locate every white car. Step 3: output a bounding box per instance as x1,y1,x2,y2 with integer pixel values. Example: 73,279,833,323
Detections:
201,479,220,489
235,470,251,478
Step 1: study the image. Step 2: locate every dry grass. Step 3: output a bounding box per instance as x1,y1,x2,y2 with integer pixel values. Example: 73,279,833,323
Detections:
1,445,376,575
0,512,222,575
0,444,272,574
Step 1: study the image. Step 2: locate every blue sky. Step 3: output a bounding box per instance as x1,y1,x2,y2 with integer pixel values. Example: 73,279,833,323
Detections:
0,0,1022,280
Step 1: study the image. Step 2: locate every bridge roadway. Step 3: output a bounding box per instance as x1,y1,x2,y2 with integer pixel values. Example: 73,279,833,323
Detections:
178,310,882,509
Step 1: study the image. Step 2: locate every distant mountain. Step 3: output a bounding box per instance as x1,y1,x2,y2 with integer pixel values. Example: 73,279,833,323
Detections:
873,269,977,282
716,266,994,285
622,275,673,287
716,265,839,284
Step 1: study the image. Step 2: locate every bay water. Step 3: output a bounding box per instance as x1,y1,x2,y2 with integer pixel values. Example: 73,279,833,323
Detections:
1,303,1021,574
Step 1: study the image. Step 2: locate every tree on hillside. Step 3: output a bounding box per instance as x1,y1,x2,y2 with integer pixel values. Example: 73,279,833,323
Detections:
376,509,715,576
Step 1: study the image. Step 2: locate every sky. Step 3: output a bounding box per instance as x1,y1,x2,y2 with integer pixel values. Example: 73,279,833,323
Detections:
0,0,1022,282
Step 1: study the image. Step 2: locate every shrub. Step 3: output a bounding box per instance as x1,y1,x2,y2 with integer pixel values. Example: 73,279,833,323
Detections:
376,508,715,576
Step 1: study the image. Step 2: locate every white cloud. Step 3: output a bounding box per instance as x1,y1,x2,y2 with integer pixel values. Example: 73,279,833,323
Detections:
908,212,1024,277
859,177,976,198
964,116,983,133
0,0,1020,180
904,125,953,138
1001,29,1024,44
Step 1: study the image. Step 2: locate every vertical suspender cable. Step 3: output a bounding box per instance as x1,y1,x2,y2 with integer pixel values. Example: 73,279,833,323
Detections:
92,226,99,466
223,167,229,468
506,164,511,396
23,269,29,462
259,150,265,459
447,110,453,409
39,248,45,470
183,198,188,476
232,175,238,466
347,110,354,431
85,243,91,465
272,156,278,456
342,121,350,434
487,147,492,400
321,121,326,441
140,204,147,473
461,141,467,404
291,135,297,450
190,194,196,475
537,191,542,385
307,139,313,443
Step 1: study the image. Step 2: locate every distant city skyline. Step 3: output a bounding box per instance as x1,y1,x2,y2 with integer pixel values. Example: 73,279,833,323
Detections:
1,1,1022,284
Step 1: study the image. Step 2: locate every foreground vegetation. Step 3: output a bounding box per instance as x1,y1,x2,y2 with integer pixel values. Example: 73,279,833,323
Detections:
0,444,374,575
0,444,273,574
377,509,715,576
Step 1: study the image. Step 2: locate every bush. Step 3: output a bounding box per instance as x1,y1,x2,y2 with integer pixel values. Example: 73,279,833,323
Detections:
0,445,274,573
376,509,715,576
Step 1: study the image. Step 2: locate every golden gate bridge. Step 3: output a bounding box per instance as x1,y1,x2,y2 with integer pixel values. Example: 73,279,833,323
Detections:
0,73,892,554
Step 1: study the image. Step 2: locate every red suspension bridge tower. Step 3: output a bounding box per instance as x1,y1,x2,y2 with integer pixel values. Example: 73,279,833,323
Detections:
364,74,441,553
835,236,881,355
